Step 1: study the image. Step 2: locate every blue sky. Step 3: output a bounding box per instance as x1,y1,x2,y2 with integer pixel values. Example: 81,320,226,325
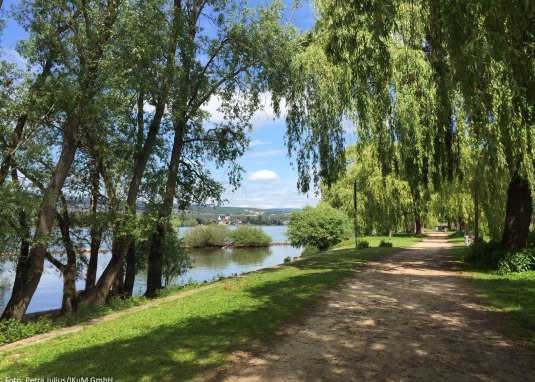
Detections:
0,0,355,209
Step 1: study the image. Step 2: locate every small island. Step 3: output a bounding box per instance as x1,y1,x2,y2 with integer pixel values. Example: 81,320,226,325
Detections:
184,225,272,248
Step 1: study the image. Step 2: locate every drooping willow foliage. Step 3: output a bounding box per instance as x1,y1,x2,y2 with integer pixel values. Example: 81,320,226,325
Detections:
285,0,534,245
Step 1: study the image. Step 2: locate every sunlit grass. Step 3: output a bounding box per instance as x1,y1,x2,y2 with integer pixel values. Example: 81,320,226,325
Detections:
333,233,423,250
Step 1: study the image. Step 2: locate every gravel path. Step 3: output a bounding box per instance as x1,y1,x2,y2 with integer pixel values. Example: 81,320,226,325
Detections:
215,233,535,382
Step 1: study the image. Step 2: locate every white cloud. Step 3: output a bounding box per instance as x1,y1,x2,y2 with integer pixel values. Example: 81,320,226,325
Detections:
249,170,279,181
200,92,287,128
201,95,226,123
248,149,285,158
143,102,156,114
250,139,270,147
1,48,27,67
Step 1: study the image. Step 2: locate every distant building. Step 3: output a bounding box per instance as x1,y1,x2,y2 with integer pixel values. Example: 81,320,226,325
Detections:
218,214,231,225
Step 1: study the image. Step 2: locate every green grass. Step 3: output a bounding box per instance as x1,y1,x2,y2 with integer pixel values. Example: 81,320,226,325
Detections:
447,230,467,247
0,246,398,381
333,233,423,250
449,244,535,349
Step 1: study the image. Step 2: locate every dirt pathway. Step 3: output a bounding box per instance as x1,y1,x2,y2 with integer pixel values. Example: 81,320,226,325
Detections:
215,233,535,382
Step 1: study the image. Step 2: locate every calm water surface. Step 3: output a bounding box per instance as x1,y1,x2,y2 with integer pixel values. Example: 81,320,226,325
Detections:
0,226,300,314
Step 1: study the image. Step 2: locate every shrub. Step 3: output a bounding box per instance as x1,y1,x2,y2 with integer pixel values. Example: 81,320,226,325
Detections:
0,317,56,346
184,225,230,247
357,240,369,249
283,256,292,263
230,226,272,247
379,240,393,248
162,231,193,286
464,240,503,268
287,204,351,251
107,295,148,311
301,245,320,257
497,249,535,275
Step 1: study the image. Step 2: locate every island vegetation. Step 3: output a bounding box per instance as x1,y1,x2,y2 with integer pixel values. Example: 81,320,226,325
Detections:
183,225,272,248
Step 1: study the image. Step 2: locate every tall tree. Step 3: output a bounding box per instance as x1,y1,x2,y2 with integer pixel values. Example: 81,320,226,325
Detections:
82,0,184,305
1,0,122,320
145,0,296,297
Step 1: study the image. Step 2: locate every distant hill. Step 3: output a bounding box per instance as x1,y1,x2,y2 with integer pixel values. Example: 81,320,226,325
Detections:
186,205,300,216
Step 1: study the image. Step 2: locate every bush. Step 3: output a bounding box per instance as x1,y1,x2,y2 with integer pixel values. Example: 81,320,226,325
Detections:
0,317,56,346
162,231,193,286
230,226,272,247
184,225,230,247
283,256,292,263
497,249,535,275
357,240,369,249
379,240,393,248
301,245,320,257
287,204,351,251
464,240,503,268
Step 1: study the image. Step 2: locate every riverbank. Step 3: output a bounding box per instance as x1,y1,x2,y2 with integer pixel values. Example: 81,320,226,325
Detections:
0,245,401,380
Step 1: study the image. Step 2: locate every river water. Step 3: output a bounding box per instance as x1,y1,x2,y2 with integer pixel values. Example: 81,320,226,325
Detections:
0,226,301,314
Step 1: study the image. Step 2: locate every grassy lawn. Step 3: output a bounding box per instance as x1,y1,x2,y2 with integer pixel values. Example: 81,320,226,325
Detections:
333,233,423,250
447,230,467,247
449,244,535,349
0,246,398,381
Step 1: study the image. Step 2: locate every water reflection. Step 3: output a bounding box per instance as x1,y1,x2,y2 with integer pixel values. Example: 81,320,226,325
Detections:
190,247,272,268
0,226,299,314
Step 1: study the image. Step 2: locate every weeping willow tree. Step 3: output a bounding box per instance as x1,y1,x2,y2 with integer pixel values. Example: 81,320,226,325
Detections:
285,0,533,249
272,32,351,194
322,144,414,235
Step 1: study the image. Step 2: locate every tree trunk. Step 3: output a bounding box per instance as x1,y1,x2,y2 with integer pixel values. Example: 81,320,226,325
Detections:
110,264,124,298
415,211,422,235
146,121,186,298
85,161,101,290
57,194,78,315
122,92,145,297
1,118,79,320
447,217,452,231
474,194,480,242
146,223,167,298
501,173,532,250
459,216,466,232
123,241,137,297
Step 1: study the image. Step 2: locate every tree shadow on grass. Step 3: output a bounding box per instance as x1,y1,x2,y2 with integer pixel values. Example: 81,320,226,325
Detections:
1,249,392,381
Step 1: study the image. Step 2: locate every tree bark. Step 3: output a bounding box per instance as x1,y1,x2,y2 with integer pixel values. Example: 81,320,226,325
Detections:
123,91,145,297
123,240,137,297
109,265,124,298
415,211,422,235
474,193,480,242
459,216,466,232
85,161,101,290
145,121,186,298
56,195,77,315
501,173,532,250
